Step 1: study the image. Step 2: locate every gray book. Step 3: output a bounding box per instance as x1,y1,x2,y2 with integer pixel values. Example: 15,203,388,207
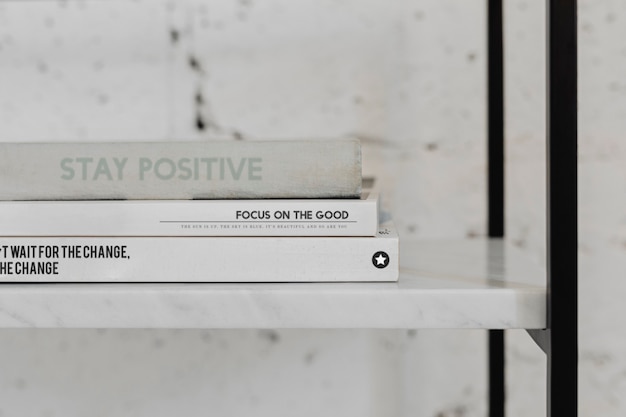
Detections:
0,139,361,200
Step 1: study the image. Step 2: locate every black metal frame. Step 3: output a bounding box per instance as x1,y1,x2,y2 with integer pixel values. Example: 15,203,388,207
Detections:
487,0,505,415
486,1,578,416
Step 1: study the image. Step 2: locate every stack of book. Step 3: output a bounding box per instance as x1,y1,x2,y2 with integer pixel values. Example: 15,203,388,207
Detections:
0,140,398,282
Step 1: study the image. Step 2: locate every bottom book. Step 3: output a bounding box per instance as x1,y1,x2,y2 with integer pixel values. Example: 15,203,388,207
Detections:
0,222,398,282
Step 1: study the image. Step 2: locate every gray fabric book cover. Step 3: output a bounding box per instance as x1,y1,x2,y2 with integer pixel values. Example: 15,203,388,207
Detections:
0,139,361,200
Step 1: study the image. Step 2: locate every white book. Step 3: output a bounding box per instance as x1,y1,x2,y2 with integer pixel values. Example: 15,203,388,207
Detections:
0,222,398,282
0,190,379,237
0,139,361,200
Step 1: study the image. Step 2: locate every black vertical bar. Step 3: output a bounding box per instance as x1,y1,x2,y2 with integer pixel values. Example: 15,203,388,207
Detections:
546,1,578,416
488,335,505,417
488,0,505,239
487,1,505,417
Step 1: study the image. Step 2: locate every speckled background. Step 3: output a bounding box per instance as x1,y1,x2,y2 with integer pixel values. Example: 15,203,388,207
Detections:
0,0,622,416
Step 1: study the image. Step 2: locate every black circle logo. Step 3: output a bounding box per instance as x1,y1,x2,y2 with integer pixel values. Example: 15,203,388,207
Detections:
372,251,390,269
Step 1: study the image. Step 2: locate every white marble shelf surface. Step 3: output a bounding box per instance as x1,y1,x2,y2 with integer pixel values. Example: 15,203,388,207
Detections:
0,239,546,329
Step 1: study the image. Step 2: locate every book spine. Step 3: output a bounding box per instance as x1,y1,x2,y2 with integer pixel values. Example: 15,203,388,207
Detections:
0,224,398,282
0,140,361,200
0,193,378,237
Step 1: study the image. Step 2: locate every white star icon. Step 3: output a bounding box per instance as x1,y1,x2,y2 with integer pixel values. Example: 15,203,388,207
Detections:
374,253,388,266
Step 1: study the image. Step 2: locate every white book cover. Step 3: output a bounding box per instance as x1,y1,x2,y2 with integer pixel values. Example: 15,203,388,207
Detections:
0,139,361,200
0,190,378,237
0,222,398,283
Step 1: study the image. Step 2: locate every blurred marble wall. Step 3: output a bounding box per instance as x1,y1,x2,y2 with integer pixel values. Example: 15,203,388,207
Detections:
0,0,622,416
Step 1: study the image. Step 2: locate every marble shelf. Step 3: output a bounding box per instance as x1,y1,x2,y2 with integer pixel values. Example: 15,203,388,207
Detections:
0,238,546,329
